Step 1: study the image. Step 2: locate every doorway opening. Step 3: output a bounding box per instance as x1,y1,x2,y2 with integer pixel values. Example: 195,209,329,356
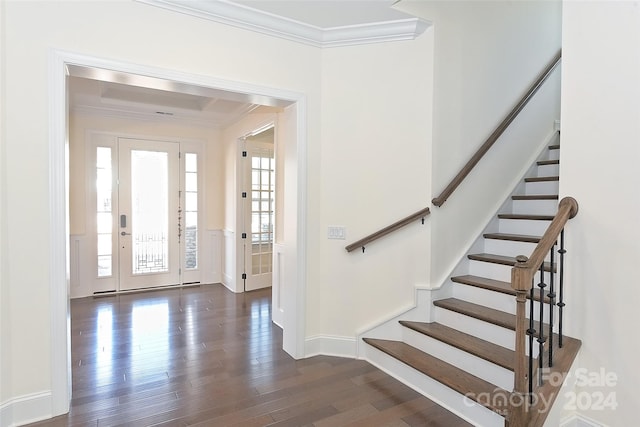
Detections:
240,126,276,292
50,50,308,416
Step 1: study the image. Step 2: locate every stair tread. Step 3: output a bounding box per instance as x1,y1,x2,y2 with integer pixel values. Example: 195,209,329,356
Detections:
363,338,510,416
399,321,516,371
468,253,555,272
498,214,554,221
451,274,550,303
548,144,560,150
537,159,559,166
483,232,541,243
433,297,546,333
512,194,559,200
524,176,559,182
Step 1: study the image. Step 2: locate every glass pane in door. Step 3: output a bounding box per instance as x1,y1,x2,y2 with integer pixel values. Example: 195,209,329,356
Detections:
131,150,169,274
250,154,274,275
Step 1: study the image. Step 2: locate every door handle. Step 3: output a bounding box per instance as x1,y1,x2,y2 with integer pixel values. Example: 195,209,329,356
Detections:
120,231,131,236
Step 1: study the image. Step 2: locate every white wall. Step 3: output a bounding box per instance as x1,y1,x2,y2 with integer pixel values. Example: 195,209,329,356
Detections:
560,2,640,425
0,0,9,410
314,31,433,345
1,0,320,424
399,0,562,286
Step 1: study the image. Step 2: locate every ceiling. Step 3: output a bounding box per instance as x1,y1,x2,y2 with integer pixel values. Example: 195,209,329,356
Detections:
69,0,427,128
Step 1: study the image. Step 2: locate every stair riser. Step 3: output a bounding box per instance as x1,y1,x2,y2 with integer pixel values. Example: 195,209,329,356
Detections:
537,164,559,176
452,283,554,325
483,239,543,260
435,308,541,359
524,181,559,195
468,260,556,284
547,149,560,161
512,199,559,215
362,344,505,427
498,219,552,236
402,328,514,391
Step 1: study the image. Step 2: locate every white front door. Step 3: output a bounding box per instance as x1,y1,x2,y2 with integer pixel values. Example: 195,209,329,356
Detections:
117,138,180,291
242,141,275,291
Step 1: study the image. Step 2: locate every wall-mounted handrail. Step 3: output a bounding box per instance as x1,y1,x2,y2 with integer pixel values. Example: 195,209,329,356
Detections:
345,207,430,253
509,196,578,425
432,50,562,208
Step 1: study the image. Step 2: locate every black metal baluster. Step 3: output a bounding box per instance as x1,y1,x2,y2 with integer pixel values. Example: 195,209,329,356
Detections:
548,243,556,367
537,263,547,386
527,285,536,402
558,229,566,348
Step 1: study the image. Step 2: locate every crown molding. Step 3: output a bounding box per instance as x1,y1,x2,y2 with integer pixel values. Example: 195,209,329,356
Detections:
136,0,430,48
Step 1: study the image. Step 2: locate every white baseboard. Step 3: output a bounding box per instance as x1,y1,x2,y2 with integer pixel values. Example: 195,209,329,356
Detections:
0,391,54,427
560,414,607,427
305,335,357,358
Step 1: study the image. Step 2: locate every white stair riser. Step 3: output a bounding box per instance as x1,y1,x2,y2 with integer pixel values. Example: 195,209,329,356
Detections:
512,199,559,215
402,328,514,391
498,219,551,235
452,283,554,325
468,260,555,284
363,345,505,427
435,307,515,350
524,181,559,195
537,164,559,176
483,239,541,259
435,308,541,359
547,149,560,161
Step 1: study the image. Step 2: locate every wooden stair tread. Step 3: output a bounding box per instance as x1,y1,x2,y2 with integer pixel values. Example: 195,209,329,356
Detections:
512,194,559,200
451,275,550,303
497,214,554,221
468,253,555,272
399,321,516,371
483,232,541,243
537,159,559,166
433,298,546,333
363,338,510,416
524,176,559,182
548,144,560,150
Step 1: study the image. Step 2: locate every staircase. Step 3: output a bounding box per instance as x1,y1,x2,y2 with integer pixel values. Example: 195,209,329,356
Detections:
361,139,581,426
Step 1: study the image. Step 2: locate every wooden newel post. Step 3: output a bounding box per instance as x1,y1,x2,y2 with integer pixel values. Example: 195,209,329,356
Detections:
510,255,531,426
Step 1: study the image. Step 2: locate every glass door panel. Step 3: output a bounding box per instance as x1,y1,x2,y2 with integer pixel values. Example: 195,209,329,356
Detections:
118,138,179,290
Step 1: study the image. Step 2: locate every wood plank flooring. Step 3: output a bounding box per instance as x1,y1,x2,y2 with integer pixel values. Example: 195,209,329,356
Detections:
25,284,472,427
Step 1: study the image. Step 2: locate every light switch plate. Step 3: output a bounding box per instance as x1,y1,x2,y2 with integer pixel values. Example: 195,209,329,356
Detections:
327,226,346,240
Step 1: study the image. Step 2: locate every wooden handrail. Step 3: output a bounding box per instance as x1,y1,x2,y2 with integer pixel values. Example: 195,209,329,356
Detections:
510,196,578,425
345,207,430,253
432,50,562,207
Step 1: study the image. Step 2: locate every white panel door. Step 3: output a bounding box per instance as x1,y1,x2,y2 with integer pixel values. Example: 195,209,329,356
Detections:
118,138,180,291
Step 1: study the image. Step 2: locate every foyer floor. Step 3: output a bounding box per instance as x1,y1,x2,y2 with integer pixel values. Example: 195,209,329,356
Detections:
26,284,472,426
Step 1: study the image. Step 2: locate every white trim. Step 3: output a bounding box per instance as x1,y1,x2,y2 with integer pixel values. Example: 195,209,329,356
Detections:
135,0,430,48
560,414,608,427
48,49,71,418
49,48,308,410
0,391,53,427
305,335,357,358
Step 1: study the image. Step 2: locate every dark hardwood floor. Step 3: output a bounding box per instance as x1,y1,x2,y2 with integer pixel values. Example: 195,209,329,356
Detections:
26,284,472,427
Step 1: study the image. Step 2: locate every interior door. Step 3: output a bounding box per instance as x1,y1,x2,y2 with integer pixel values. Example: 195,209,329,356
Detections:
118,138,180,291
242,141,275,291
